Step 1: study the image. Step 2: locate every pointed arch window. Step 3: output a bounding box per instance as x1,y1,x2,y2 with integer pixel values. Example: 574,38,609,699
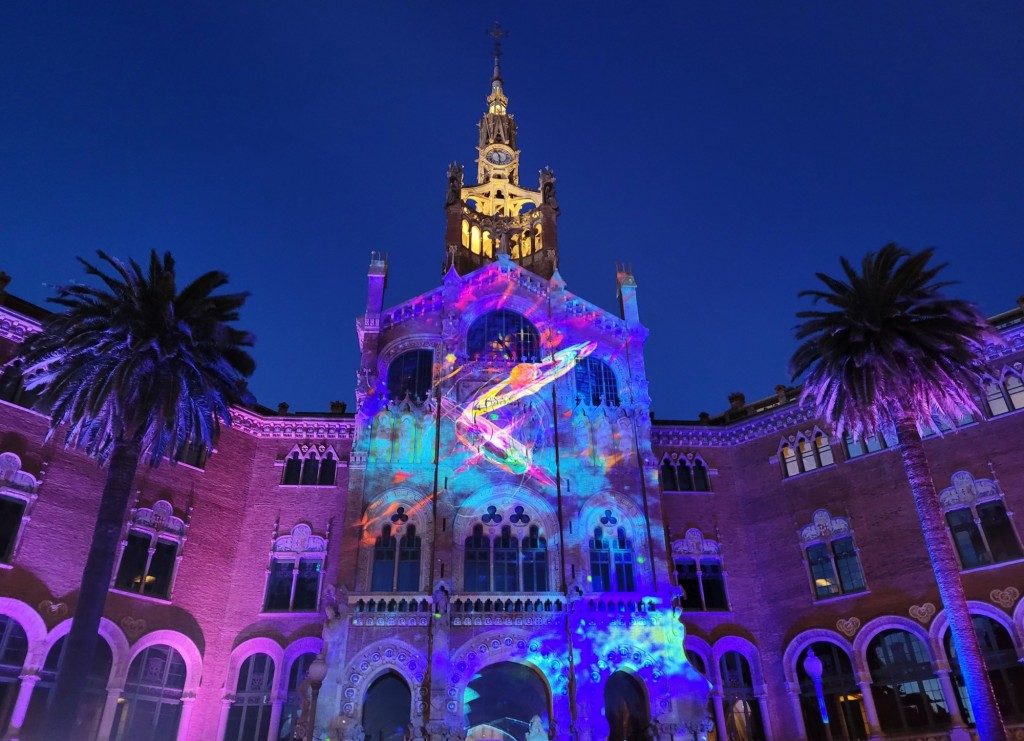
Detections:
386,349,434,403
114,500,186,600
939,471,1022,570
372,523,421,592
589,524,636,593
264,524,327,612
466,310,540,362
660,454,711,492
281,444,338,486
781,430,835,478
986,371,1024,417
799,510,866,599
464,524,491,592
521,525,548,592
574,356,620,406
462,516,549,593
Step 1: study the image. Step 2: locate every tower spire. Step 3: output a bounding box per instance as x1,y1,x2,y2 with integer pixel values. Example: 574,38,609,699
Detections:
487,21,508,85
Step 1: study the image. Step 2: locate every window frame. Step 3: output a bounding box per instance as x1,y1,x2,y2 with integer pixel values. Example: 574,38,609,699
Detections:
799,510,867,601
939,471,1023,571
780,430,836,478
263,524,328,614
0,452,40,566
279,444,339,487
112,500,187,602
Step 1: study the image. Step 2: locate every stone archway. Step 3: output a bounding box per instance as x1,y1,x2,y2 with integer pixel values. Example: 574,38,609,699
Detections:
362,671,412,741
464,661,550,741
604,670,649,741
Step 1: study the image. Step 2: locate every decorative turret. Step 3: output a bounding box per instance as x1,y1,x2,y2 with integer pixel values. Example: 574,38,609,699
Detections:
444,24,560,281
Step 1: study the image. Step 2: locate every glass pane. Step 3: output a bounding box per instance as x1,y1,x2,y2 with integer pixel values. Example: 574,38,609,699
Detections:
265,560,294,611
115,533,151,593
0,496,25,562
946,508,986,568
145,540,177,598
978,501,1023,563
293,559,321,611
386,349,434,402
701,560,728,609
833,537,866,593
676,559,702,610
807,544,839,598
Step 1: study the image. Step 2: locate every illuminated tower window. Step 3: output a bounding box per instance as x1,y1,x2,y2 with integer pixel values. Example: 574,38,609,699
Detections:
386,349,434,402
466,310,539,362
574,356,620,406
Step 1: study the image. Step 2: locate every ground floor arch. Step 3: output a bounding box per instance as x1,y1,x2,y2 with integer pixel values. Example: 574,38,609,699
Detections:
604,669,650,741
362,671,412,741
464,660,550,741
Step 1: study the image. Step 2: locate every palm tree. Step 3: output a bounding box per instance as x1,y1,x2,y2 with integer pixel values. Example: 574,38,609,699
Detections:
15,250,255,738
790,244,1006,740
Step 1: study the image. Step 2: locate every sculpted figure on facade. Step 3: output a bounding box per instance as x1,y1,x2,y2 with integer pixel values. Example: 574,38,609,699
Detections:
446,162,464,206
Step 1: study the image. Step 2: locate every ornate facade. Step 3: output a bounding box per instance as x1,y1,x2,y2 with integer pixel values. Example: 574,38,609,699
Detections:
1,44,1024,741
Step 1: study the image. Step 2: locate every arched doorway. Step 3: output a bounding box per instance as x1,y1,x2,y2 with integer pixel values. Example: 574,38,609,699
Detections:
604,670,649,741
796,642,868,740
464,661,550,740
363,671,412,741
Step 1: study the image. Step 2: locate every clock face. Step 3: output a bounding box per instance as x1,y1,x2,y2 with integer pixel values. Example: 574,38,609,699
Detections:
486,149,513,166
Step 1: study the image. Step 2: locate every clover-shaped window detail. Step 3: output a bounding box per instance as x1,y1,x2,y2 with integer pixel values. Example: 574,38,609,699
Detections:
509,506,530,525
481,505,503,525
390,507,409,524
600,509,618,526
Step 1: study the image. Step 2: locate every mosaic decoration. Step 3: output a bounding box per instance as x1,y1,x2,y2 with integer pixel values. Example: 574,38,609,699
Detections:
909,602,936,624
990,586,1020,609
835,617,860,637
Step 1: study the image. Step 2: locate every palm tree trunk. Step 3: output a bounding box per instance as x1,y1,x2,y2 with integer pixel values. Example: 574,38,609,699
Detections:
41,436,141,740
894,414,1006,741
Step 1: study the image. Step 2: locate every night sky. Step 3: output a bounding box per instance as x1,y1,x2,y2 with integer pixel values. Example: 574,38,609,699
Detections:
2,3,1021,420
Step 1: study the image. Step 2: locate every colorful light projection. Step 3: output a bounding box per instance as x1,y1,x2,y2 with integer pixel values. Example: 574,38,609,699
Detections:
452,341,596,485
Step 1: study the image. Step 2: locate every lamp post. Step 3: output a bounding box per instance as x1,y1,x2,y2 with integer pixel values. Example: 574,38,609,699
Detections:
802,647,833,741
306,653,329,741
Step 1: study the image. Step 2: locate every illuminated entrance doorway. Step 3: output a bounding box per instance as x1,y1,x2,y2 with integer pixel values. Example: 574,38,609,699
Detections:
604,670,649,741
464,661,550,740
362,672,411,741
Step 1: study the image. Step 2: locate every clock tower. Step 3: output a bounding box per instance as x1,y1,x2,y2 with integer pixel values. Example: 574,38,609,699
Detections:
444,26,561,280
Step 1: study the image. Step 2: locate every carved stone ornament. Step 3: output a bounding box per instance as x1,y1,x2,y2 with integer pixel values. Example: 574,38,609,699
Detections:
836,617,860,637
37,600,68,625
939,470,1002,510
909,602,936,624
799,509,852,544
120,615,147,640
990,586,1020,609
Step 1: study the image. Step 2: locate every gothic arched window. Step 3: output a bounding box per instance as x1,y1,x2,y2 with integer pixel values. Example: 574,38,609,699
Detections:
780,430,836,478
575,356,620,406
493,526,519,593
941,472,1022,570
466,310,540,362
387,349,434,402
264,524,327,612
464,524,491,592
521,525,548,592
372,524,422,592
589,524,636,593
282,445,338,486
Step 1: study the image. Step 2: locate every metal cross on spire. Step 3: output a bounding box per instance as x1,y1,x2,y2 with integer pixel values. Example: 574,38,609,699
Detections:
487,21,508,82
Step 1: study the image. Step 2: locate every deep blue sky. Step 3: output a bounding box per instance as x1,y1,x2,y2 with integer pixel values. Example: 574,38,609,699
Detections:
2,3,1022,420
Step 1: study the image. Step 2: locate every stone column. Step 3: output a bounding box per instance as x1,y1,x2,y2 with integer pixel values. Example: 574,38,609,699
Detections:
710,692,727,741
756,692,773,741
176,695,197,741
855,674,883,741
215,696,233,741
933,667,971,741
4,673,39,740
96,686,123,741
267,697,285,741
785,682,808,741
